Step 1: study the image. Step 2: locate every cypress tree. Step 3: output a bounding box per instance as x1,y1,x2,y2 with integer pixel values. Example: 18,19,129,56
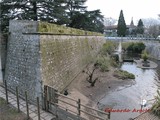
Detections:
117,10,127,37
136,19,144,34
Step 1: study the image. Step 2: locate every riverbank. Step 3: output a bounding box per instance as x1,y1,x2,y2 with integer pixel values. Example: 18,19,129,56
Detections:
66,65,135,109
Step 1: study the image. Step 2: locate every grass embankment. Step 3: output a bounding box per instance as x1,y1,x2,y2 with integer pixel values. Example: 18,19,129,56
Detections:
0,97,29,120
113,70,135,80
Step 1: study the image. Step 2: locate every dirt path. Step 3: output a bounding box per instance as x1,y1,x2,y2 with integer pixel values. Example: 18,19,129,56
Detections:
66,65,134,109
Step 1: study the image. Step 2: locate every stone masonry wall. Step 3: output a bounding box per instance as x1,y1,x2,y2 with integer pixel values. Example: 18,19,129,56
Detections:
0,34,7,82
5,20,42,102
40,35,105,91
5,20,105,103
145,42,160,60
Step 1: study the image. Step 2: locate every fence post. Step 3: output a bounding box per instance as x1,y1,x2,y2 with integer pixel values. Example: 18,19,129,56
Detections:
108,111,111,119
44,85,47,111
25,91,29,120
37,97,40,120
77,99,81,116
54,89,58,119
4,79,8,104
16,87,20,112
53,89,58,103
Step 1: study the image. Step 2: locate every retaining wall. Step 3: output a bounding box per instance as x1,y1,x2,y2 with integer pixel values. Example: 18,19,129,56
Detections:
4,20,105,102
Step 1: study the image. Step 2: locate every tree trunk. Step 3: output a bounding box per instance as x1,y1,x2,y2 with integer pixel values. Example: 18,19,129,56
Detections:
32,1,38,21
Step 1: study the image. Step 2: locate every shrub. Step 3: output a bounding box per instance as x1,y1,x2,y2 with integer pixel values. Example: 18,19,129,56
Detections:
110,60,119,67
141,50,149,61
122,42,133,51
96,56,110,72
113,70,135,80
125,42,145,53
101,41,118,55
151,90,160,117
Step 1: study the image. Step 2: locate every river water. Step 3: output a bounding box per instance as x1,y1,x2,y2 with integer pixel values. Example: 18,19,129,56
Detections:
0,45,159,119
99,61,160,120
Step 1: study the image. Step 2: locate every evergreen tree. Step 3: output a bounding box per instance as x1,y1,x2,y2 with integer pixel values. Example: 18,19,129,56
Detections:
136,19,144,34
117,10,127,37
87,10,104,33
65,0,87,27
70,10,104,33
1,0,104,33
0,0,69,33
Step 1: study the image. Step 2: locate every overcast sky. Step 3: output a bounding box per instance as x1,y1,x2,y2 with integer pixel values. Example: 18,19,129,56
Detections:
86,0,160,25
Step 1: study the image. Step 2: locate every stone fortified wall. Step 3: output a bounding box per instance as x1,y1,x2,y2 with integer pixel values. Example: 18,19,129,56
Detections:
0,34,7,81
145,42,160,60
5,20,105,103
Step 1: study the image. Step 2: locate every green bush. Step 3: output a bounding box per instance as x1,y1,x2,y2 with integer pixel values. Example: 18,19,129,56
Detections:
141,50,149,61
96,55,119,72
113,70,135,80
96,41,119,71
124,42,145,53
122,42,133,51
151,90,160,117
101,41,118,55
96,56,110,72
110,60,119,67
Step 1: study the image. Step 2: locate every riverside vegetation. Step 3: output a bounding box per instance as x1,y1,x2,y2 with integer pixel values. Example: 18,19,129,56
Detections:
151,90,160,118
122,42,145,54
122,42,160,118
83,41,135,87
100,41,135,80
113,70,135,80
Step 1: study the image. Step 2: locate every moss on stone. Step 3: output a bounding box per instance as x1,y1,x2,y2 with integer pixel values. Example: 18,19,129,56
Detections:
38,21,103,36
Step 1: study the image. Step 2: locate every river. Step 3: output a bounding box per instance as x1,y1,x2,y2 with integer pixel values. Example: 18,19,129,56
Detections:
99,61,160,120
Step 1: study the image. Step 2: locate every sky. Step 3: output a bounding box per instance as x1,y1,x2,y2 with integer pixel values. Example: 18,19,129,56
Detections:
86,0,160,25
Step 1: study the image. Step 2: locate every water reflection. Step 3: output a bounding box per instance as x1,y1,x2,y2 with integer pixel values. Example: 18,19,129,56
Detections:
99,62,159,120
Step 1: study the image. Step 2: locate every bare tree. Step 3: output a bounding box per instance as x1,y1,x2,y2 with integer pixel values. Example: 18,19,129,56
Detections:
104,17,117,26
142,18,160,38
148,25,160,39
83,66,97,83
83,63,99,87
142,18,160,28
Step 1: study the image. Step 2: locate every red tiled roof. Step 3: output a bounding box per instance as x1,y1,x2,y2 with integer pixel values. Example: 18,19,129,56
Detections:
105,25,117,29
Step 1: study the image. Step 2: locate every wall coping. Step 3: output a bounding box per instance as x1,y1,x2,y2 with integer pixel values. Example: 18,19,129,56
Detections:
22,32,104,36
